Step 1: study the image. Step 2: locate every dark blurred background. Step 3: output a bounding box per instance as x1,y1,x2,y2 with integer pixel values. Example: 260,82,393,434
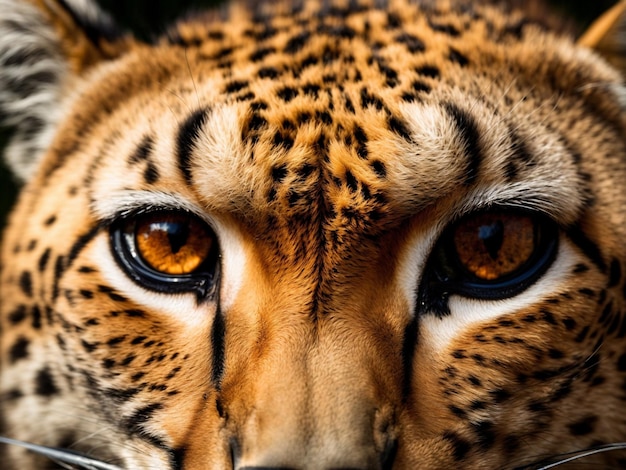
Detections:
0,0,617,231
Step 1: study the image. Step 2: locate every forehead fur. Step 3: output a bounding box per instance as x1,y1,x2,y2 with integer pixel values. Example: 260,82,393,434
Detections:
79,0,612,238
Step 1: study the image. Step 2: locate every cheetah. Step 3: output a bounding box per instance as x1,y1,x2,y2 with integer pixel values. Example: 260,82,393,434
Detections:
0,0,625,468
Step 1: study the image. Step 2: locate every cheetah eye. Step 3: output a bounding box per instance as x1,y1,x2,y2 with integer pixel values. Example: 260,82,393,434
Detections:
111,211,220,298
418,209,558,314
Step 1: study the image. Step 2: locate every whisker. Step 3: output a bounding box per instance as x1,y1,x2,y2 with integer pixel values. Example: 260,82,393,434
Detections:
0,436,124,470
513,442,626,470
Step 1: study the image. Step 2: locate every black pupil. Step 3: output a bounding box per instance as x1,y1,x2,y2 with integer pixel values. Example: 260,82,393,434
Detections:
160,220,190,255
477,220,504,259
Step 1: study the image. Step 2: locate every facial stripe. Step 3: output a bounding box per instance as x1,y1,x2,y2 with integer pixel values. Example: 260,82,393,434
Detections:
177,108,211,184
443,102,482,186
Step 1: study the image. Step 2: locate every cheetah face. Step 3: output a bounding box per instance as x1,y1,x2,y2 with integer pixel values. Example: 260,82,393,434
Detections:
0,0,625,469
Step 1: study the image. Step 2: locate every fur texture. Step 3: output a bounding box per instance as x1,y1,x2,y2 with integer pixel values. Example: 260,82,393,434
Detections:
0,0,625,469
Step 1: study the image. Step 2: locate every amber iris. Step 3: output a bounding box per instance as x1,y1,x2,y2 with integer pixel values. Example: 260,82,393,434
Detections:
453,212,535,281
135,212,214,275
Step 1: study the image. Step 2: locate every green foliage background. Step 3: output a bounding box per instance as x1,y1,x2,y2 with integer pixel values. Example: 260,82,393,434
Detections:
0,0,617,231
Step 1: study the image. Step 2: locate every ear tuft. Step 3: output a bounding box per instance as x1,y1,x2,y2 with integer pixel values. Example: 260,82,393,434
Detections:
0,0,133,182
578,1,626,75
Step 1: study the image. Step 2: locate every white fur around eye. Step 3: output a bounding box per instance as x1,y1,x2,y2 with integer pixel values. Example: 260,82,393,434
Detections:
419,239,580,352
91,216,247,327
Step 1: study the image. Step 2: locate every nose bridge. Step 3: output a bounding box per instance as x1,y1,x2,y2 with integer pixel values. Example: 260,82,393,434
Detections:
232,313,398,470
223,231,405,469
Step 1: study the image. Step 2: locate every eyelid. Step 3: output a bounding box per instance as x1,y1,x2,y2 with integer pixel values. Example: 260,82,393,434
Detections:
92,190,210,226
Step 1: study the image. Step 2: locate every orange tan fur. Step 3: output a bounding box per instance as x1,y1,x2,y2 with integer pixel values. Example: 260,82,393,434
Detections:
0,0,625,469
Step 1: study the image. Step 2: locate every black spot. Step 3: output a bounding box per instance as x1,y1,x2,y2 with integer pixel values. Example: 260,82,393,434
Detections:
271,164,288,182
411,80,431,94
81,339,99,353
303,83,321,98
273,132,294,151
472,421,495,450
448,405,467,419
206,29,224,40
79,289,94,299
257,66,281,79
599,301,613,324
66,224,104,270
318,23,356,39
568,415,598,436
131,371,146,382
401,317,418,397
19,271,33,297
386,12,402,28
10,337,29,363
548,348,564,359
107,335,127,347
562,317,577,330
467,375,482,387
578,288,595,297
224,80,249,94
144,162,160,184
44,215,57,226
236,92,255,102
277,86,298,102
284,31,311,54
608,258,622,287
102,358,116,369
120,354,136,366
574,325,590,343
490,388,511,403
371,160,387,178
31,305,42,329
503,434,520,454
322,45,341,64
376,60,399,87
124,309,146,318
177,108,210,184
566,226,606,273
415,65,440,78
444,102,481,185
316,110,333,125
344,170,358,193
388,115,412,141
250,46,276,62
3,388,24,401
129,135,154,164
9,305,27,324
124,403,164,433
297,163,315,179
449,48,469,66
250,100,268,111
35,367,59,397
353,125,368,159
429,21,460,36
38,248,51,272
211,308,226,388
395,33,425,53
443,430,471,461
360,88,384,110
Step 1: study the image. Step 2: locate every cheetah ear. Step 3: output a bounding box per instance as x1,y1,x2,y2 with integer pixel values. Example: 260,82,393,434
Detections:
577,1,626,75
0,0,135,182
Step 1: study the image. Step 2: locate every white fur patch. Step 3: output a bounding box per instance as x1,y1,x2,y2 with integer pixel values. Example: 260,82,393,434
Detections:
92,190,247,323
0,0,67,181
420,239,580,352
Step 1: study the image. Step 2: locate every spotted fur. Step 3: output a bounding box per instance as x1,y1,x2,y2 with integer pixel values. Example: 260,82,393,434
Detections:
0,0,625,469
